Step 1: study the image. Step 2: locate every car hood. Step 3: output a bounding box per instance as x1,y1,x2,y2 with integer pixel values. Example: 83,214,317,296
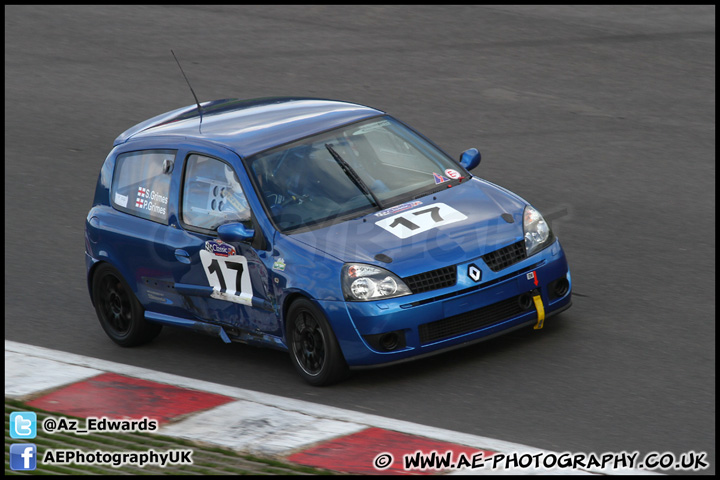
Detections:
290,178,528,277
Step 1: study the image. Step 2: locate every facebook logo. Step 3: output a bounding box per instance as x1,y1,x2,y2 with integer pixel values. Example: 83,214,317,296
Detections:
10,444,37,471
10,411,37,439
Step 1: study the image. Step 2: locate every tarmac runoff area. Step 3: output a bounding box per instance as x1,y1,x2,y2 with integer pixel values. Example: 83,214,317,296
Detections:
5,341,658,475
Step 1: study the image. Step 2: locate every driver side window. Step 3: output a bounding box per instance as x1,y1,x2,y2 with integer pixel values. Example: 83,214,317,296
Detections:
182,154,250,231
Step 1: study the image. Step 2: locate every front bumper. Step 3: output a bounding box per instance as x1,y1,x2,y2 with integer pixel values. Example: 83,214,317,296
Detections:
322,239,572,366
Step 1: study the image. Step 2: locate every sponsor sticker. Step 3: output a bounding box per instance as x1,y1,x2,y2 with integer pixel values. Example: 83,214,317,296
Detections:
114,193,128,208
433,172,449,184
374,201,423,217
272,258,286,271
445,169,461,180
205,239,236,257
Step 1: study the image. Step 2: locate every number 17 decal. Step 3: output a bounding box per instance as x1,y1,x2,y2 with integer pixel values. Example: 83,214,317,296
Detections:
375,203,467,239
199,250,253,306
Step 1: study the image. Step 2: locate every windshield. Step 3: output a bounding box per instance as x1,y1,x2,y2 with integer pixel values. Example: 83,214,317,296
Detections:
246,116,465,232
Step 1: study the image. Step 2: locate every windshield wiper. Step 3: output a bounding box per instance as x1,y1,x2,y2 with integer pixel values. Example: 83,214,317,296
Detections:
325,143,384,210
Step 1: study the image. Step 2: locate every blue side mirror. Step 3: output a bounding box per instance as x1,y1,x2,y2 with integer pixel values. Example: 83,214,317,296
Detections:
217,222,255,243
459,148,481,171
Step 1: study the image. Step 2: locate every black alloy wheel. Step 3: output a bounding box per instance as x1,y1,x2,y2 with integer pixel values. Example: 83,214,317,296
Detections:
287,298,348,386
92,264,162,347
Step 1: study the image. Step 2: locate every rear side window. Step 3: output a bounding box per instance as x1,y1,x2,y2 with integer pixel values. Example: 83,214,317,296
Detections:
110,150,175,224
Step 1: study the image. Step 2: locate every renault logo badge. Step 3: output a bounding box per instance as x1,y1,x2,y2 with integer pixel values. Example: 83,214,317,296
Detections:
468,264,482,282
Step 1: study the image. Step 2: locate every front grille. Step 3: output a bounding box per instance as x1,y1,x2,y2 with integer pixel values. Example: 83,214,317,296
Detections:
403,266,457,294
419,294,527,344
482,241,527,272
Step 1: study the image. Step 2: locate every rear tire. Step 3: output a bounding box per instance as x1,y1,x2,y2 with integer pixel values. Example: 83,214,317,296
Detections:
286,298,348,386
92,264,162,347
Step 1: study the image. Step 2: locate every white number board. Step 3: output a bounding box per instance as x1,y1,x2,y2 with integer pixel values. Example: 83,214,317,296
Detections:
199,250,253,306
375,202,467,239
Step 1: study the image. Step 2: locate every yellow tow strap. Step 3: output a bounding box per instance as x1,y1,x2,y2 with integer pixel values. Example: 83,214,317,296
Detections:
532,293,545,330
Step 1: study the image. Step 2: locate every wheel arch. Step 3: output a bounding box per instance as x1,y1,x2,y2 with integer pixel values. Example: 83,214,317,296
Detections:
87,259,137,308
87,259,106,307
283,292,349,385
281,291,316,341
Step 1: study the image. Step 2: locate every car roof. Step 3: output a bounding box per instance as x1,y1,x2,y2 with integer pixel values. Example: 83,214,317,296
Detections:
114,97,385,157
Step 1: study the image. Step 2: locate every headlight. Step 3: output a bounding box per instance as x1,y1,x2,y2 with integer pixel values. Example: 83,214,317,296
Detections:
523,205,555,256
342,263,412,301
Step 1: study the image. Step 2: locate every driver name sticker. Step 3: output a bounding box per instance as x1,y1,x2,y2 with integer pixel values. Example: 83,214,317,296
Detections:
199,250,253,306
133,185,168,217
375,202,467,239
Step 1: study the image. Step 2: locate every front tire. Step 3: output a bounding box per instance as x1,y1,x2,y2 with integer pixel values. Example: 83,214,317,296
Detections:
286,298,348,386
92,264,162,347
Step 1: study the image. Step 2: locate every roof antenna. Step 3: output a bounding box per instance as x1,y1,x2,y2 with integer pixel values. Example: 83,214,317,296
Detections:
171,50,203,128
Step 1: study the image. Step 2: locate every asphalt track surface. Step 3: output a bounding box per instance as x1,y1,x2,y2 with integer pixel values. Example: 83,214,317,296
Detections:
5,5,715,475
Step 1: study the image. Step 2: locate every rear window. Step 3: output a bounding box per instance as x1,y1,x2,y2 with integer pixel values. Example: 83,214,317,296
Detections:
110,150,175,224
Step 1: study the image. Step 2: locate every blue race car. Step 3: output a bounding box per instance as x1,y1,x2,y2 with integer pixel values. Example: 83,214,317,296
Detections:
85,97,572,385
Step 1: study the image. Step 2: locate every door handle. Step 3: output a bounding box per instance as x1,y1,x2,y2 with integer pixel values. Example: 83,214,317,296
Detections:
174,249,191,264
